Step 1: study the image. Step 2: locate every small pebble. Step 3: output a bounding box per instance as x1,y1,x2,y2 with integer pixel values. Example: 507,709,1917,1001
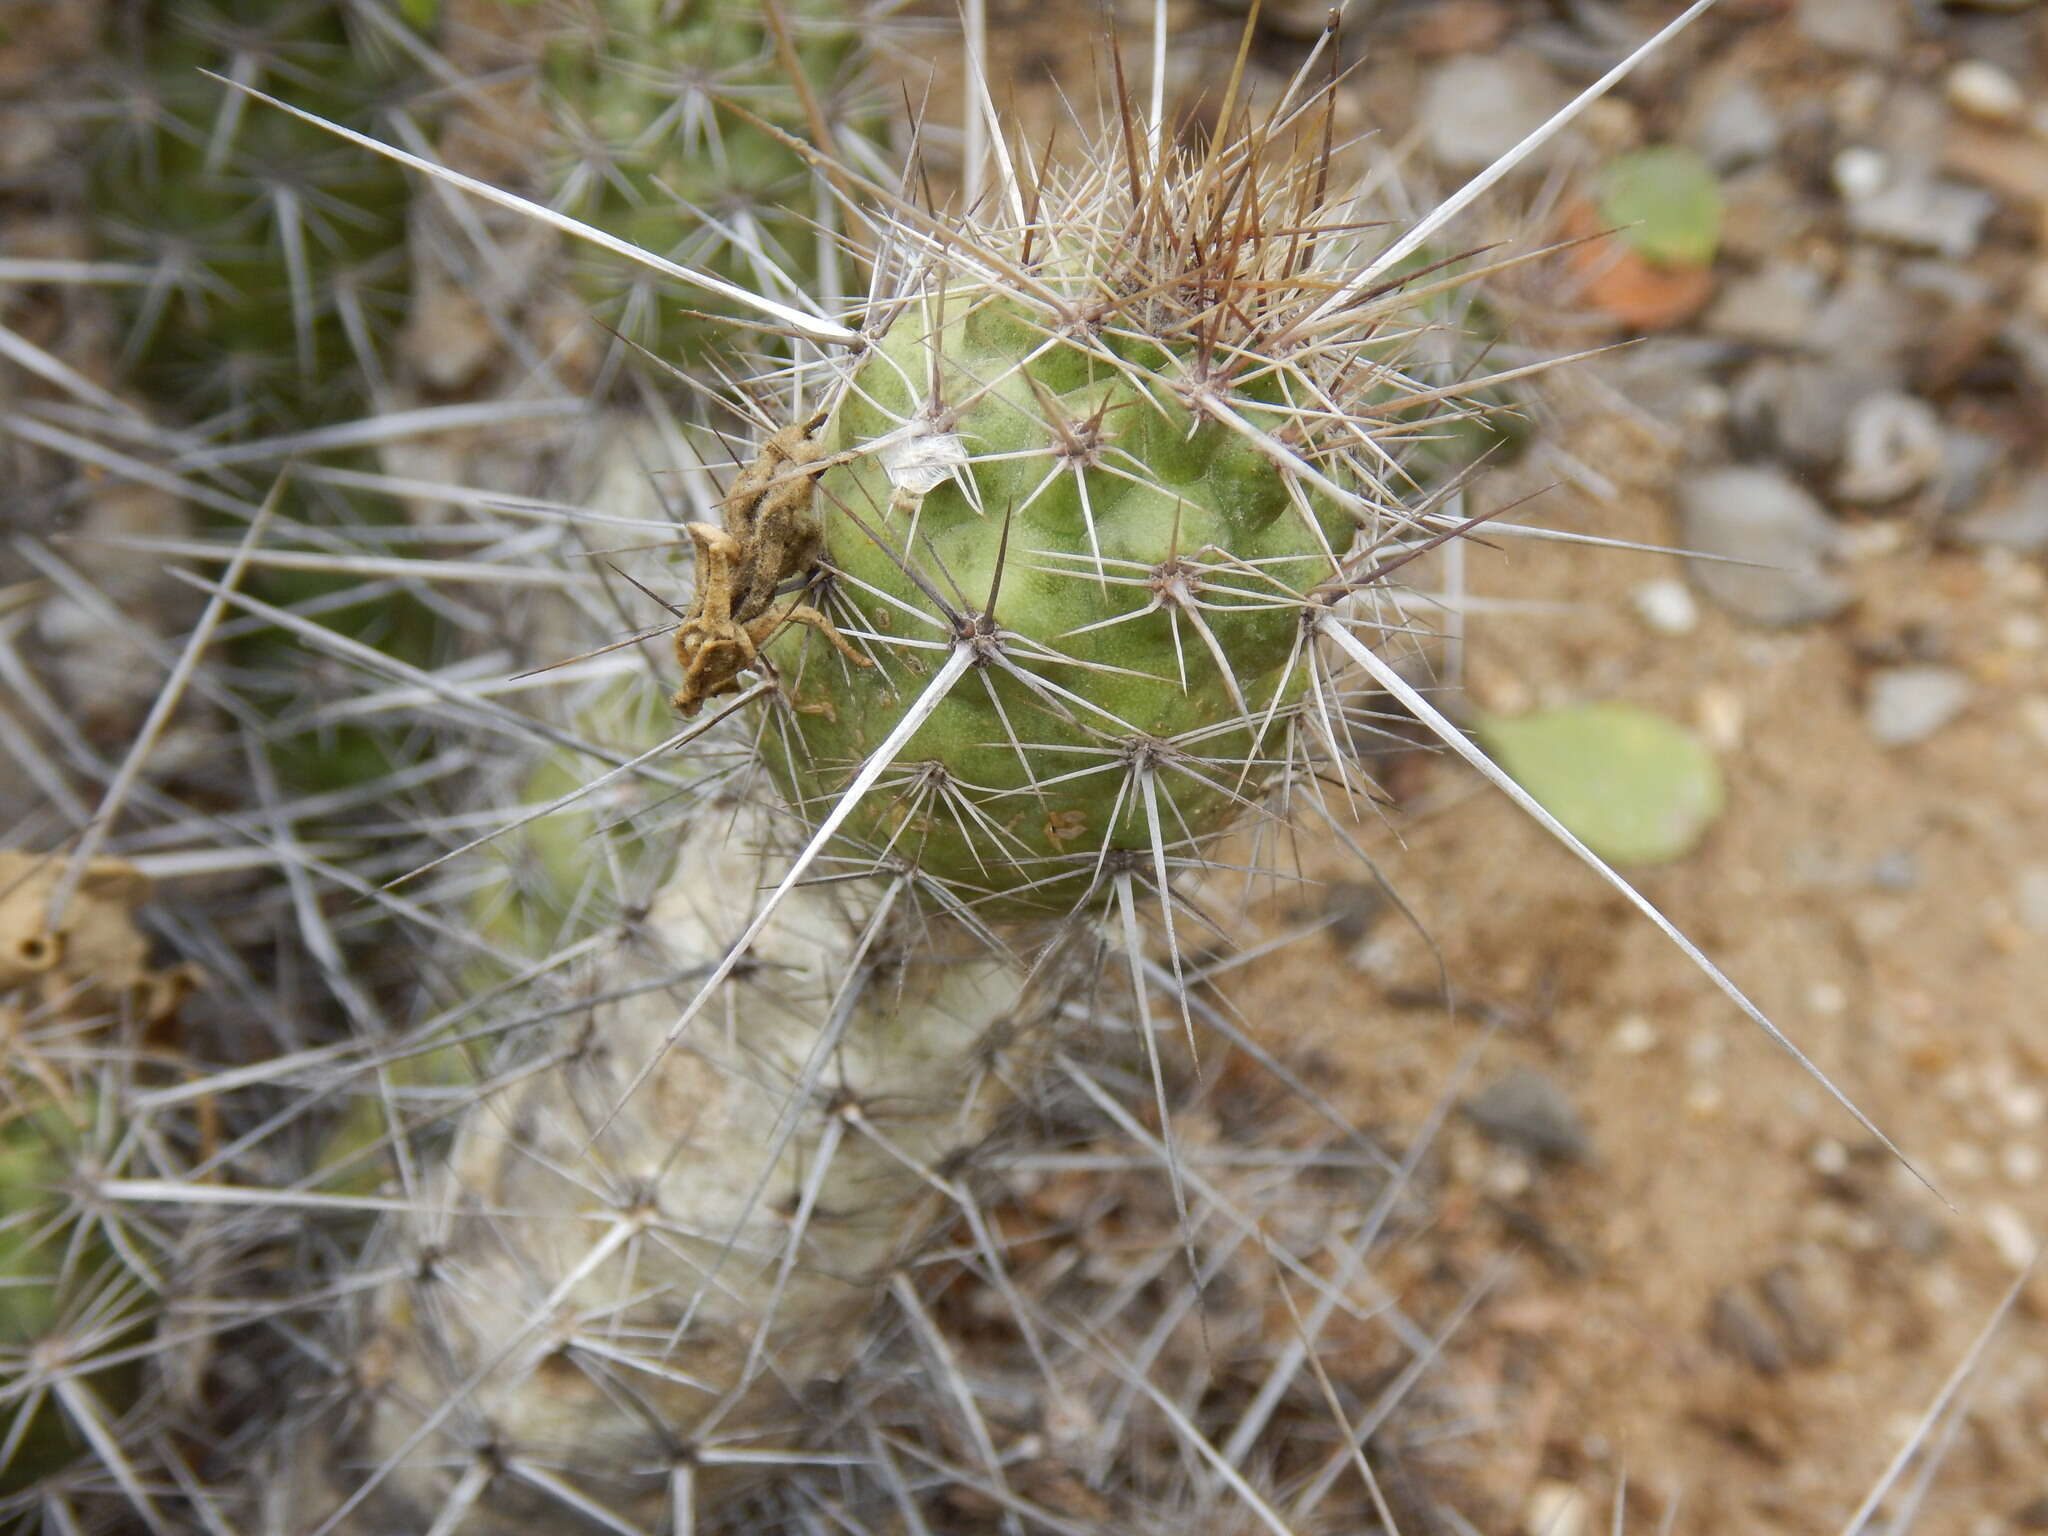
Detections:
1869,848,1920,891
1952,472,2048,554
1796,0,1905,57
1999,1082,2046,1127
2017,868,2048,936
1834,392,1945,504
1466,1069,1591,1163
1611,1015,1659,1055
1727,359,1863,469
1680,381,1730,429
1931,430,2006,519
1686,78,1782,169
1811,258,1919,375
1809,1137,1849,1177
1709,1287,1788,1374
1703,261,1824,348
1832,146,1891,202
1485,1153,1534,1199
1677,466,1854,628
1523,1481,1590,1536
1761,1265,1836,1365
1694,685,1745,750
1946,60,2027,124
1865,665,1972,747
1984,1203,2036,1271
1807,981,1848,1014
1419,52,1570,173
2004,1142,2041,1186
1845,174,1997,260
2004,612,2046,650
1897,256,1994,310
1630,578,1699,636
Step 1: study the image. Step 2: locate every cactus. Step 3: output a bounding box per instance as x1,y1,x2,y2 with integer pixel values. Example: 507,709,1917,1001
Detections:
0,1095,155,1498
90,0,424,430
523,0,880,371
756,292,1357,917
643,96,1553,934
0,854,194,1503
218,25,1609,1529
300,796,1029,1528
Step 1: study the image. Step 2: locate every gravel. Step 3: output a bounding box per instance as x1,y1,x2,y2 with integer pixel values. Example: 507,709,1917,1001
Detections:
1842,170,1998,260
1418,51,1570,174
1685,76,1781,169
1466,1067,1590,1163
1864,665,1973,746
1702,261,1824,348
1951,471,2048,552
1833,392,1946,504
1795,0,1906,57
1677,465,1855,626
1708,1286,1789,1374
1629,577,1700,635
1728,359,1876,469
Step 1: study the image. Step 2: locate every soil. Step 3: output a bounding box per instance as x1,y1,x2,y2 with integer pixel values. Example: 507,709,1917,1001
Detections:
1231,442,2048,1533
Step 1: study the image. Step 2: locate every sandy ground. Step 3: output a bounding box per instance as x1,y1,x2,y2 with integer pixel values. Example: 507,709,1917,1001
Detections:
1225,437,2048,1532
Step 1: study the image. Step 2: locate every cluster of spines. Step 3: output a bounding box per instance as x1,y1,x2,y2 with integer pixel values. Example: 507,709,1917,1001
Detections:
738,49,1513,933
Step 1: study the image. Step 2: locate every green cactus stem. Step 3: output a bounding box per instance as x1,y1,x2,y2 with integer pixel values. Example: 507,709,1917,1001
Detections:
735,97,1514,921
767,295,1356,917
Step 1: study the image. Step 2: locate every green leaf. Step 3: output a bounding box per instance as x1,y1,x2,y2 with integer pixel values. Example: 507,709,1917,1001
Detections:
1473,702,1725,866
1598,146,1722,268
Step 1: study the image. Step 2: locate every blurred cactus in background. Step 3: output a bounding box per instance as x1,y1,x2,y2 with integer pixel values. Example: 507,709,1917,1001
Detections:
525,0,882,372
90,0,424,431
